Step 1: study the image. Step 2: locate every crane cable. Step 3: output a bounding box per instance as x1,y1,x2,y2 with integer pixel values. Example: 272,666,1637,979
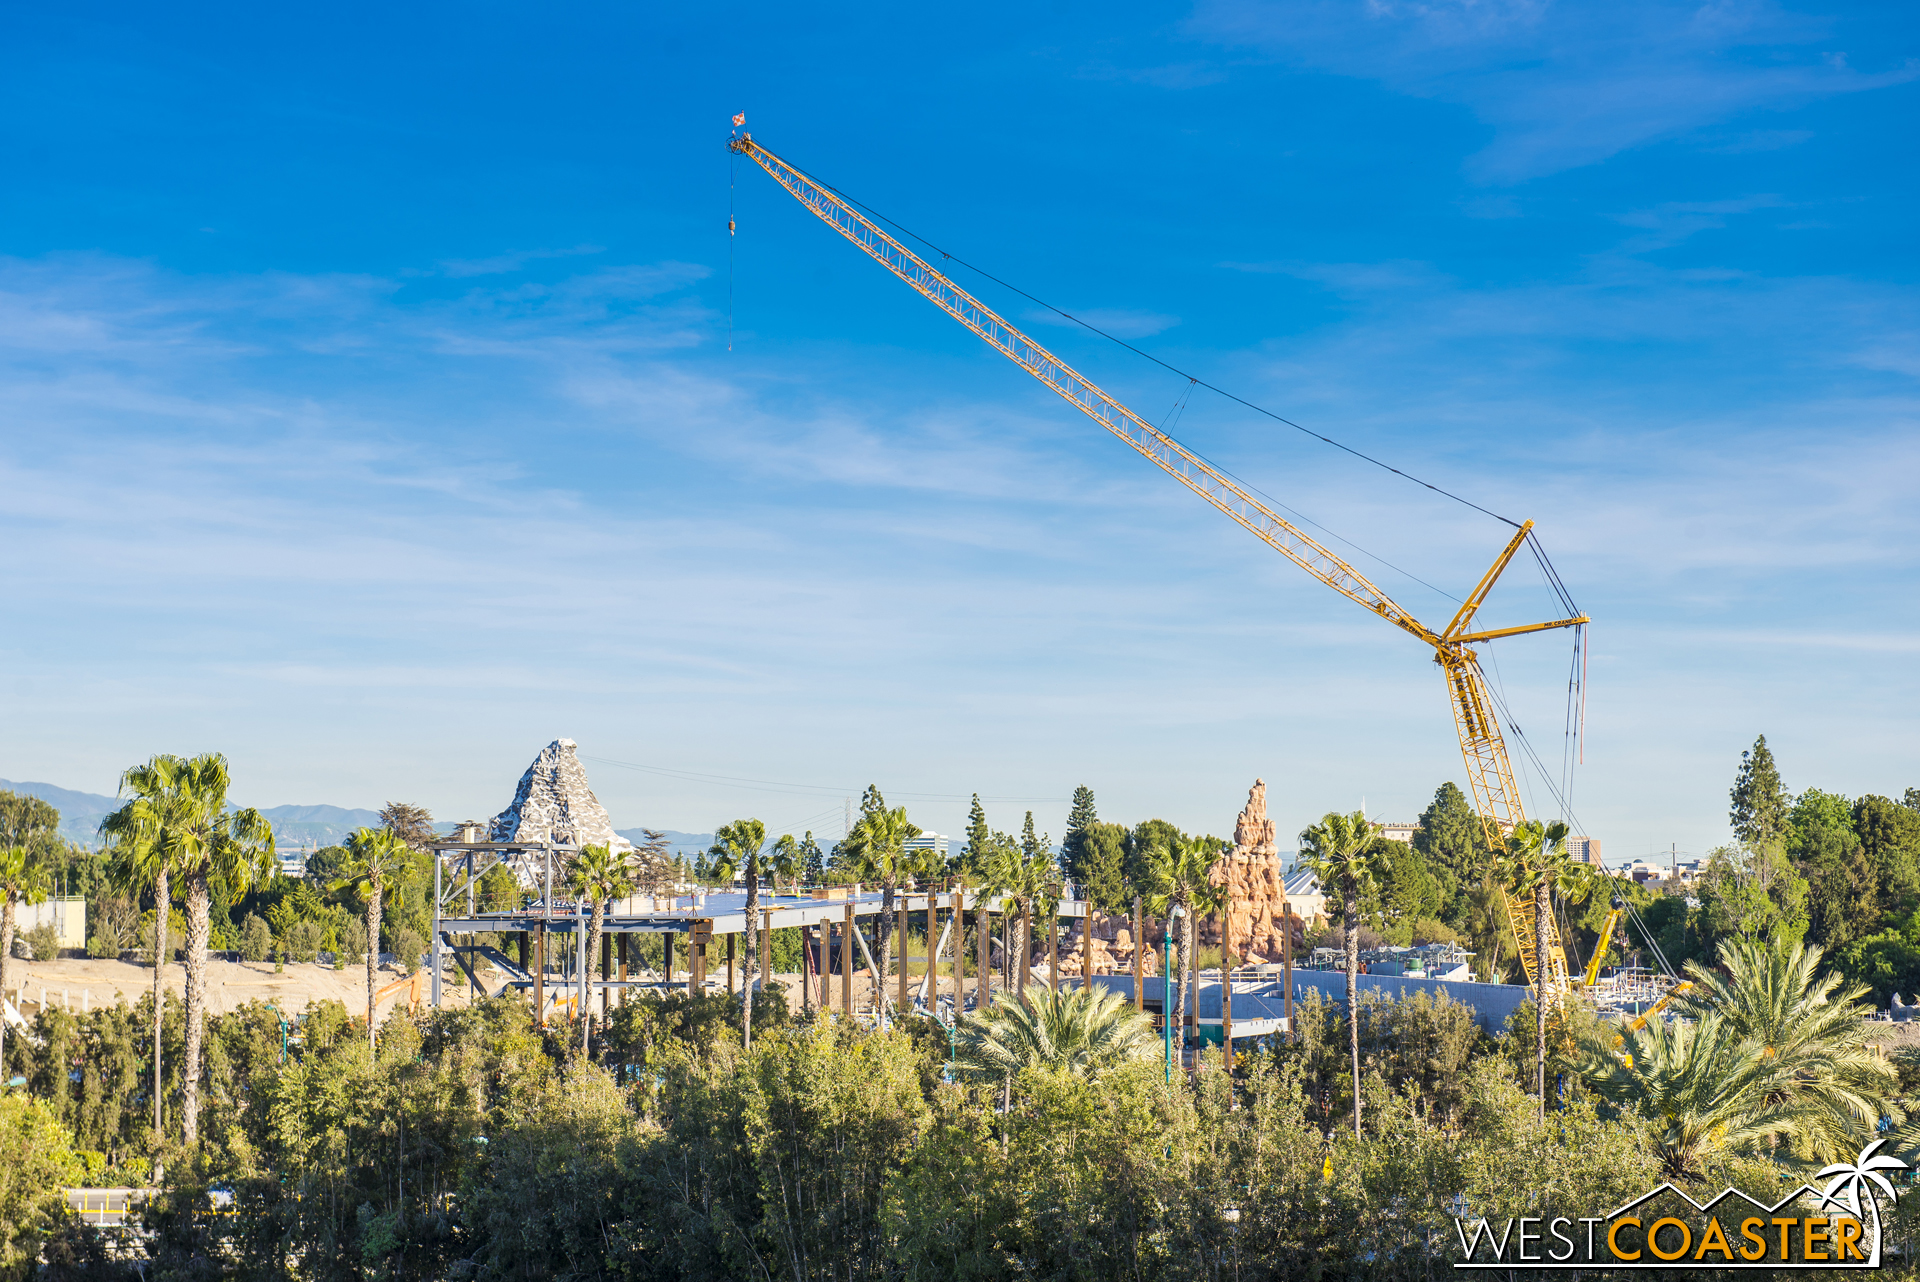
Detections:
764,148,1524,530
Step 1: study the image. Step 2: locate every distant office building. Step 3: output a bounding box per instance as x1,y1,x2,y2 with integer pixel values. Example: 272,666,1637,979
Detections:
1623,857,1702,885
904,831,949,860
1376,821,1420,845
1566,835,1603,868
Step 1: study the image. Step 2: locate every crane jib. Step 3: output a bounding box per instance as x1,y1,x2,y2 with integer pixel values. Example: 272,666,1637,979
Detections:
740,139,1432,644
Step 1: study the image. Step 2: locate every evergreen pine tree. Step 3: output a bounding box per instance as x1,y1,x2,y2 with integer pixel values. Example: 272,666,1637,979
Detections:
800,832,824,885
1021,811,1052,872
1731,735,1789,850
1061,786,1098,885
961,794,991,880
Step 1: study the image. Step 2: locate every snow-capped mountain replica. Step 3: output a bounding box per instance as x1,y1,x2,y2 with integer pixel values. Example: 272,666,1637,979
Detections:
489,740,630,885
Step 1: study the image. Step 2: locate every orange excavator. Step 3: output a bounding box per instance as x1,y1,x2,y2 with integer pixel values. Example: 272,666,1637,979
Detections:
373,968,427,1016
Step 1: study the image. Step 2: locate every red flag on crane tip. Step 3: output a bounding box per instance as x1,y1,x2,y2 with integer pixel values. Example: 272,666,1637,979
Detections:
732,113,745,126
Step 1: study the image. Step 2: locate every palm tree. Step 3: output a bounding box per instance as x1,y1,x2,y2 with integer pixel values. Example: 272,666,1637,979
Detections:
1500,818,1572,1115
768,833,802,897
332,826,412,1049
838,796,920,1005
1575,1010,1819,1178
566,843,638,1050
1675,935,1893,1161
707,819,767,1044
162,754,273,1146
1299,810,1387,1139
99,754,270,1146
0,842,51,1079
1146,833,1224,1055
101,789,176,1142
953,983,1155,1082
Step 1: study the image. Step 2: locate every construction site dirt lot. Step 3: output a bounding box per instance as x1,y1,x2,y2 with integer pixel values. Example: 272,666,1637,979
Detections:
1,955,479,1020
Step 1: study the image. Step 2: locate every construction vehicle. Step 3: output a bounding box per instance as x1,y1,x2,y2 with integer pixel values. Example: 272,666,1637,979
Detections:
729,132,1590,1003
374,968,427,1016
1582,896,1626,987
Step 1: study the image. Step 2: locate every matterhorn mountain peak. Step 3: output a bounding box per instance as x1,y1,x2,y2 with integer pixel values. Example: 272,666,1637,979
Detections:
489,740,630,885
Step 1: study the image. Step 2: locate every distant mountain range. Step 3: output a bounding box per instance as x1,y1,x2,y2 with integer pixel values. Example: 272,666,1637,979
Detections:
0,778,710,855
0,779,388,847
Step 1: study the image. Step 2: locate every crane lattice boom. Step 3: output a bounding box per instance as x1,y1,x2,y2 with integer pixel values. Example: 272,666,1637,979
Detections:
730,133,1588,998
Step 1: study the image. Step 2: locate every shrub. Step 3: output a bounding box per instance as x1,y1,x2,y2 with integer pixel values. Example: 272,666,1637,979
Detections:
387,925,425,970
283,919,323,965
24,923,58,961
239,914,272,963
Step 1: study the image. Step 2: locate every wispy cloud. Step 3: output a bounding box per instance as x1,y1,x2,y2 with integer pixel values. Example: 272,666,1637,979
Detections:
1192,0,1919,180
437,243,606,278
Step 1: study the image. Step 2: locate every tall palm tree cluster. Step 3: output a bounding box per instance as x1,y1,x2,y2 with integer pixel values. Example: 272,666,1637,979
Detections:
99,753,274,1146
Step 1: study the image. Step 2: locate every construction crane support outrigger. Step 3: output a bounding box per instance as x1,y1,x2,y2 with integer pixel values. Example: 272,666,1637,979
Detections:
730,132,1591,999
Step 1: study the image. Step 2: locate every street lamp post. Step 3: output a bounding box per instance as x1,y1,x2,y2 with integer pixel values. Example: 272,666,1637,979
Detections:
1165,905,1184,1082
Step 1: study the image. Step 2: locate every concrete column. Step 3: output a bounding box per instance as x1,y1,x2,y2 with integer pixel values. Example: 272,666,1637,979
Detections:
1048,910,1058,993
759,910,771,998
534,923,546,1025
976,901,990,1013
950,889,963,1010
1133,897,1144,1013
896,897,908,1012
841,903,853,1014
1083,904,1092,986
618,933,629,1008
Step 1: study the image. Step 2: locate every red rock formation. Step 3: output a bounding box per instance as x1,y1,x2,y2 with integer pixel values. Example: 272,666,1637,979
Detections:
1204,779,1294,962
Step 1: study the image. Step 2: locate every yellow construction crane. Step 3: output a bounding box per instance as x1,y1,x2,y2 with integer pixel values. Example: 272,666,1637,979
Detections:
730,132,1589,998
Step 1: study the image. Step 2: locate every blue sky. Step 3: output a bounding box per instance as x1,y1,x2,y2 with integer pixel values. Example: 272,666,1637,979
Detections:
1,1,1914,862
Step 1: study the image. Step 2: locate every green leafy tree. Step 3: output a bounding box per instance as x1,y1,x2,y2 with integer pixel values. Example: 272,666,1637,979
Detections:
707,819,766,1044
1854,794,1920,912
377,802,435,851
1300,810,1388,1138
1731,734,1789,850
1060,785,1098,889
0,1092,82,1275
567,843,638,1049
1693,845,1809,953
0,843,50,1078
1125,818,1182,906
1079,821,1130,915
1412,782,1481,924
332,826,411,1049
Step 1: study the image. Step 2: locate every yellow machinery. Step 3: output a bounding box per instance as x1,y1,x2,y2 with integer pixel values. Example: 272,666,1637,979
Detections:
731,133,1589,1001
1583,895,1626,987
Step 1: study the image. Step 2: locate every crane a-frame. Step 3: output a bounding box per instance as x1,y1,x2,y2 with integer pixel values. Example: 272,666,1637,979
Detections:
729,133,1589,997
